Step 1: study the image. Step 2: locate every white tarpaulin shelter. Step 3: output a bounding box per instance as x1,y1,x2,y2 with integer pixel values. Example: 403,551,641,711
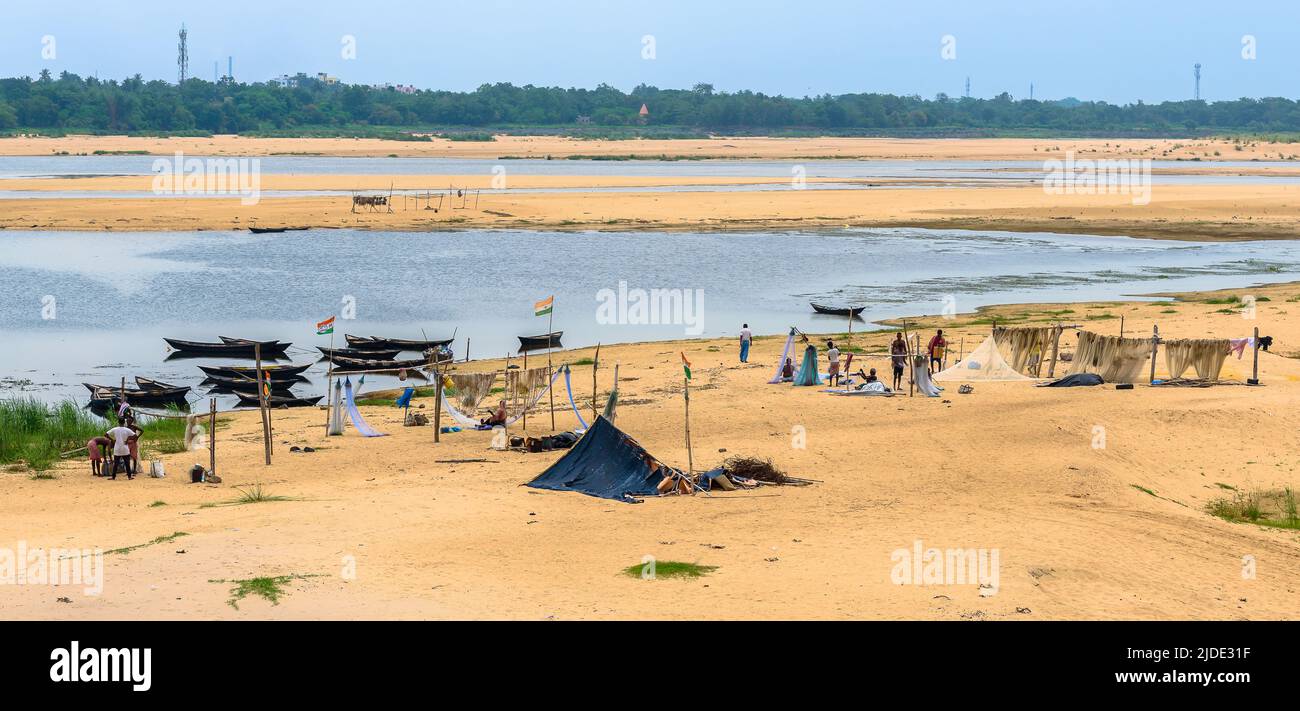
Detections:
934,335,1035,382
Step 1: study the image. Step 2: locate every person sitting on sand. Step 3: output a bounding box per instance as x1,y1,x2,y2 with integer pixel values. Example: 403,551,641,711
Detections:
104,418,139,480
481,400,507,427
780,357,795,381
855,367,879,384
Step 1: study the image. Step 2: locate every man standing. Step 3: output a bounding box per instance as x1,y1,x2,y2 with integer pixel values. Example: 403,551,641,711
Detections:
739,323,753,363
826,340,841,387
890,332,908,391
927,329,948,374
105,418,138,481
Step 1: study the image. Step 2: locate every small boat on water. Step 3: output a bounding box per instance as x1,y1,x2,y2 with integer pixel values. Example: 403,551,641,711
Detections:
810,303,866,317
165,338,291,357
345,334,455,350
203,373,301,391
197,363,312,380
84,383,191,407
317,346,402,361
518,332,563,352
248,226,310,234
329,355,429,371
232,390,323,408
135,376,182,390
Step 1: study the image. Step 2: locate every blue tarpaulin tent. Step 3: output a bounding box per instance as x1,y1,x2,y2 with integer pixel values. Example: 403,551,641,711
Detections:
526,415,677,502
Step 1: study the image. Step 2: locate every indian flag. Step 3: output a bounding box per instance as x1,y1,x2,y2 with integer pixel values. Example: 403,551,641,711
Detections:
681,352,692,380
534,296,554,317
316,316,335,335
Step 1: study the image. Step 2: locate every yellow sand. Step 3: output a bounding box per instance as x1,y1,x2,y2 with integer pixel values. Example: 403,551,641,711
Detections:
2,285,1297,619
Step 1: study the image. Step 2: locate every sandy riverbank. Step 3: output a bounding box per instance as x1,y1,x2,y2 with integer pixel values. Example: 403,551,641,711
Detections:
4,134,1300,163
3,182,1299,242
2,283,1298,620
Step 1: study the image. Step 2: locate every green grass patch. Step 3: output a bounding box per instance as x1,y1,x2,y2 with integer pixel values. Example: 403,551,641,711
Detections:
1203,295,1241,305
1131,484,1157,497
149,500,167,507
569,358,596,366
1214,308,1238,315
623,560,718,580
209,573,323,609
1215,482,1238,491
201,483,298,508
104,531,188,556
29,472,57,480
1208,488,1300,530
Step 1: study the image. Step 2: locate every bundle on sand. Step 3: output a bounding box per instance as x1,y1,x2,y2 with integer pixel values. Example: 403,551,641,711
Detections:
721,456,813,486
1163,338,1231,381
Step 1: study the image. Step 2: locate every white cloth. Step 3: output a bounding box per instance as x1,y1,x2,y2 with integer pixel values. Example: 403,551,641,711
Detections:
107,426,134,456
739,328,753,342
827,347,840,365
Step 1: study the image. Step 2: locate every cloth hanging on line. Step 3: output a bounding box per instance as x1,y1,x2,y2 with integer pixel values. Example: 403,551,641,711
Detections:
562,365,590,431
769,328,798,384
1228,337,1254,359
1067,331,1151,384
911,354,943,397
1163,338,1231,380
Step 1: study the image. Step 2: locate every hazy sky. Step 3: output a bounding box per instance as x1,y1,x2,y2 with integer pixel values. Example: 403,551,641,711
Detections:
1,0,1295,103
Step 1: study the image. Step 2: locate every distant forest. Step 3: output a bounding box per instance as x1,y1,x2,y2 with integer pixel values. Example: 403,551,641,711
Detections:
3,70,1300,138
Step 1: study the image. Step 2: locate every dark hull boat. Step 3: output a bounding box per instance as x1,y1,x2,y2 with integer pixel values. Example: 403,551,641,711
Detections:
810,303,866,317
165,338,291,357
248,226,309,234
345,334,454,350
203,373,301,391
197,363,312,381
135,376,181,390
84,383,191,407
317,346,402,361
232,390,323,408
518,332,563,352
329,355,429,371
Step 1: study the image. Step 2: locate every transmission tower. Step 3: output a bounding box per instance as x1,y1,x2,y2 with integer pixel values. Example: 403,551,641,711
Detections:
964,76,971,98
1194,63,1201,100
178,24,189,84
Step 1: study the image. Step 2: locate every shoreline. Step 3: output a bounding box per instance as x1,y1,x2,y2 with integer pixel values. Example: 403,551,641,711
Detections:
4,281,1298,620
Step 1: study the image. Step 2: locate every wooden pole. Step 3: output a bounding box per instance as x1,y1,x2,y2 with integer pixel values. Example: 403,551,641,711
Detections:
431,350,442,443
1120,315,1125,339
465,337,471,363
547,305,556,431
902,320,915,397
255,343,271,465
1251,326,1260,384
522,349,528,430
1148,325,1160,385
503,352,511,445
323,328,335,435
609,364,619,425
208,398,216,476
684,367,694,479
1048,325,1063,378
592,343,601,424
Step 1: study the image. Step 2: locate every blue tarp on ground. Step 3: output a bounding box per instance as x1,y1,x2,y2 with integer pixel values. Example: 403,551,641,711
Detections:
1041,373,1105,387
526,415,675,502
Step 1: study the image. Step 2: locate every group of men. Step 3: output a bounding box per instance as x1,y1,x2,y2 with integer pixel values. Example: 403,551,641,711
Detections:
740,324,950,390
88,415,143,480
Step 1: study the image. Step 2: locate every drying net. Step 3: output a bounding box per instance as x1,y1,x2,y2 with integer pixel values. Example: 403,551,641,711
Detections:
934,335,1035,382
1067,331,1152,384
768,328,797,384
993,326,1059,375
793,344,822,386
1163,338,1230,381
445,372,497,415
911,354,944,396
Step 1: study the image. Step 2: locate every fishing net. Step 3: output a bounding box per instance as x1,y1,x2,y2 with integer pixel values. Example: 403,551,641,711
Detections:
1067,331,1152,384
934,335,1034,382
768,328,798,384
506,367,555,421
446,372,497,414
1164,338,1230,381
993,326,1059,375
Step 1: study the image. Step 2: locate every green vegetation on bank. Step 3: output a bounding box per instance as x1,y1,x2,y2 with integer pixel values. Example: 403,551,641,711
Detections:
5,72,1300,137
0,398,204,472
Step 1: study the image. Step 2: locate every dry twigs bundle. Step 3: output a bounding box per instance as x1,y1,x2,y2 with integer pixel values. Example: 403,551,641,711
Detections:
721,456,814,486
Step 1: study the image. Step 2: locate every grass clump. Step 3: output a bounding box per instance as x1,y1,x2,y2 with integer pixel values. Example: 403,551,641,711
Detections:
1208,488,1300,530
1203,295,1241,305
202,483,298,508
209,573,322,609
623,560,718,580
105,531,188,556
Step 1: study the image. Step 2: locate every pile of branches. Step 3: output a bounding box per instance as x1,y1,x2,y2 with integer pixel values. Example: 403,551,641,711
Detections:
721,456,814,486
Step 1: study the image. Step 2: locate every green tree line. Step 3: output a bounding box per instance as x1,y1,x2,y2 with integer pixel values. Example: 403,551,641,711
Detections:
2,70,1299,135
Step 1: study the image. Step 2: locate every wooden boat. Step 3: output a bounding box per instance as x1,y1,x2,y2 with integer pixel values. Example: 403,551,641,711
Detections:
135,376,181,390
317,346,402,361
420,349,454,363
232,390,323,408
517,332,563,352
248,226,309,234
197,363,312,380
345,334,454,350
202,373,300,391
329,355,429,371
164,338,291,357
810,302,866,317
84,382,191,407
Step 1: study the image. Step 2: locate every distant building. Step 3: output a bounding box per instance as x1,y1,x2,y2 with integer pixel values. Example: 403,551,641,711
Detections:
638,103,649,124
372,82,418,94
576,115,592,125
316,72,339,85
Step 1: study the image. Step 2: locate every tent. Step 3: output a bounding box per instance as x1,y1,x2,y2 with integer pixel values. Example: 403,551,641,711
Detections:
934,335,1034,382
526,415,683,502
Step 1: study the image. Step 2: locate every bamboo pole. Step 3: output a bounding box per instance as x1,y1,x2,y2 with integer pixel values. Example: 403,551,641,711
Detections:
255,343,271,465
902,320,915,397
323,328,335,435
522,348,528,430
1047,325,1063,378
1251,326,1260,384
208,398,216,476
465,338,471,363
547,305,556,431
503,352,512,445
432,349,442,443
1148,325,1160,385
1120,315,1125,339
609,364,619,425
592,343,601,424
683,366,694,479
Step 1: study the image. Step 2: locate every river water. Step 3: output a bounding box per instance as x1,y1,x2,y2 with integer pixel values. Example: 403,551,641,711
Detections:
0,226,1294,410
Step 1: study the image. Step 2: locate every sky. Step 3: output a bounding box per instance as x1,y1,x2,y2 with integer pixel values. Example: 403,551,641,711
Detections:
1,0,1296,104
